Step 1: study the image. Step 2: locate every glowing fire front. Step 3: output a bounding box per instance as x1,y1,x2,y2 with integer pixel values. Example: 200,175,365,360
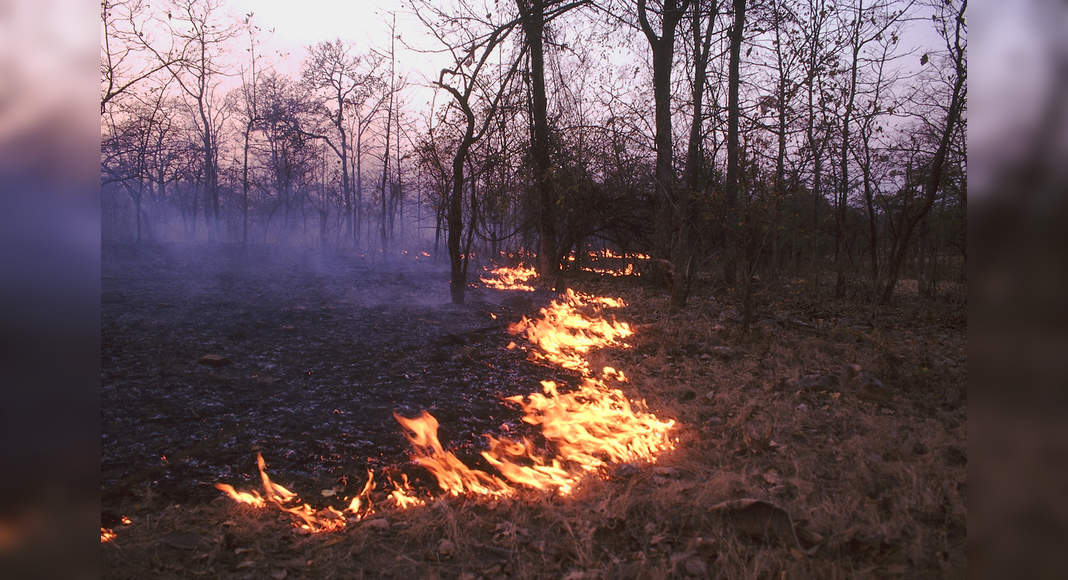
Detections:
213,266,674,532
480,265,537,291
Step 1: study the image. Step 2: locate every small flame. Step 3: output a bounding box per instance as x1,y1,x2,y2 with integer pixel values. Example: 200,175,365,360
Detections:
480,265,536,291
100,527,117,543
388,474,427,508
582,263,639,277
214,453,374,532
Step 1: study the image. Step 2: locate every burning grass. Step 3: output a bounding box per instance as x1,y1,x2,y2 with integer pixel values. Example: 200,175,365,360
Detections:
208,275,676,532
102,251,965,578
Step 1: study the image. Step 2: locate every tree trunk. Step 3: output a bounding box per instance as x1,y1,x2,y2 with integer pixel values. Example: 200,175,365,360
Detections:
519,0,558,279
724,0,746,285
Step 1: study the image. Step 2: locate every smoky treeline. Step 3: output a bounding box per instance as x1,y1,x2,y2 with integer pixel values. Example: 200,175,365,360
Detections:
101,0,966,308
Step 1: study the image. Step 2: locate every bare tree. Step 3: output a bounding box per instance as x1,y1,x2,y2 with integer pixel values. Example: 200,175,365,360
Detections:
880,0,966,303
302,38,383,247
100,0,181,114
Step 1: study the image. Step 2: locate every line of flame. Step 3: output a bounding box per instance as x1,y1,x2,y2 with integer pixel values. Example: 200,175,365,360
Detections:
212,265,674,531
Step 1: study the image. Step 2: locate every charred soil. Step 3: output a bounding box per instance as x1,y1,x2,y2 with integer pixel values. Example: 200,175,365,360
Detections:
102,244,966,578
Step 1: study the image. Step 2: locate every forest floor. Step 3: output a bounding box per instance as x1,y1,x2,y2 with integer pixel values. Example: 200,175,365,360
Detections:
101,243,966,579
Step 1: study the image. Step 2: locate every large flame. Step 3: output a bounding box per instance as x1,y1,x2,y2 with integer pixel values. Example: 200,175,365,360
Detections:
214,263,674,530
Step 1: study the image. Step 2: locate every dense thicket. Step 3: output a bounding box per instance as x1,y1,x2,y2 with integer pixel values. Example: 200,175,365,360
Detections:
101,0,966,306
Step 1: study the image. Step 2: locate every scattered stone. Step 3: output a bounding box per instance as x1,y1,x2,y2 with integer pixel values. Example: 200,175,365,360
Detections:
704,415,725,428
796,403,809,412
198,354,231,367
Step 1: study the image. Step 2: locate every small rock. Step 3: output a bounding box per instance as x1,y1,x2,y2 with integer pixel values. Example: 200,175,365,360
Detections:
198,354,231,367
703,390,716,402
704,415,725,428
683,557,707,577
437,538,455,557
364,518,390,530
796,403,808,412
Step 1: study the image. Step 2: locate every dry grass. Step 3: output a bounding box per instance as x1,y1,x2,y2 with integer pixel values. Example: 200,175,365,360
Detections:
102,277,966,579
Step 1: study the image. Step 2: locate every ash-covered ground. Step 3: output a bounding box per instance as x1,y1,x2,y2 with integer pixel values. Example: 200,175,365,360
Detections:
101,243,570,516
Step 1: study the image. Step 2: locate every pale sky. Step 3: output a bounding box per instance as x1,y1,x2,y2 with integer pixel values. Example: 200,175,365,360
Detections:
222,0,451,112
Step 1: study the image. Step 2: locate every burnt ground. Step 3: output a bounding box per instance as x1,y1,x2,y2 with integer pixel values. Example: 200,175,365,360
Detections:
101,243,571,517
102,243,967,579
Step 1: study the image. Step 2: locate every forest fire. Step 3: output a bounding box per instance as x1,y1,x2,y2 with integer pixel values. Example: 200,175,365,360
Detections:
479,264,537,291
213,267,674,530
508,289,634,374
582,262,639,277
214,454,375,532
100,527,117,543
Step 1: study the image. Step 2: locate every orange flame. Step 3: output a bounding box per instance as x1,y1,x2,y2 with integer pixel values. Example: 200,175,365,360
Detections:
100,527,117,543
507,289,633,374
214,263,675,530
394,411,511,497
480,265,536,291
213,453,374,532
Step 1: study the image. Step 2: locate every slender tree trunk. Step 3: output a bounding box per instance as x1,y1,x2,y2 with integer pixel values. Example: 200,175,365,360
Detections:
724,0,746,285
518,0,557,279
